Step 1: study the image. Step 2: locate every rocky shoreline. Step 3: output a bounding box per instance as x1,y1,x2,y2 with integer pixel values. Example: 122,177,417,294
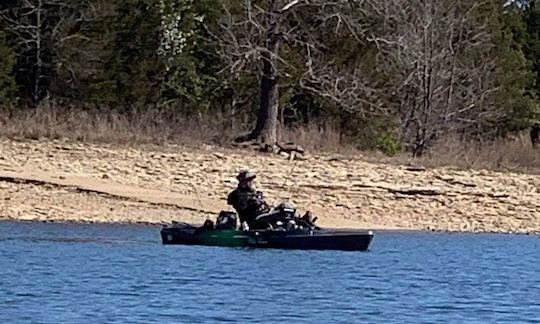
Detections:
1,139,539,234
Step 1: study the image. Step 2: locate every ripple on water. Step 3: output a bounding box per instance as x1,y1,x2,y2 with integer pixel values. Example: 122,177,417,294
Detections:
0,222,540,323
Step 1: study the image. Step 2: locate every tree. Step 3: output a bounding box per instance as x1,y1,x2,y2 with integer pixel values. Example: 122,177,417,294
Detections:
207,0,383,147
521,1,540,111
49,0,117,104
491,1,538,134
102,0,163,108
157,0,224,113
0,0,96,106
103,0,222,111
372,0,536,156
0,31,17,108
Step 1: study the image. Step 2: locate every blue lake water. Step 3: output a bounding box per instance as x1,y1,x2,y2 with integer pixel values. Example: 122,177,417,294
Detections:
1,221,540,323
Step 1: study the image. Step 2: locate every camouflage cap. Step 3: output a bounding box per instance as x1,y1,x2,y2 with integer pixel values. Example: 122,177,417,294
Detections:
236,170,256,182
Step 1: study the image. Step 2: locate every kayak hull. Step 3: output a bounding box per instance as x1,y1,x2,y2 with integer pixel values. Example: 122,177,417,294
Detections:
161,227,373,251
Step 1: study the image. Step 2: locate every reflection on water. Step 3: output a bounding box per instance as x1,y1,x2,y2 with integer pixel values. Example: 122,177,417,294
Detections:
1,221,540,323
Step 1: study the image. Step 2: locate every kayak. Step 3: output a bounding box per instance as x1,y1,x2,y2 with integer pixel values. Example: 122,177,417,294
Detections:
160,224,374,251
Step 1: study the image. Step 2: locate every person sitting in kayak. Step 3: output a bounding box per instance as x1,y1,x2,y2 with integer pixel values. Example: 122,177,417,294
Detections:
227,170,270,229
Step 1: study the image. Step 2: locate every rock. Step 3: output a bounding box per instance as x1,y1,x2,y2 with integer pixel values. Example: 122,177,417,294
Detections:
405,166,426,172
202,144,215,151
279,152,290,159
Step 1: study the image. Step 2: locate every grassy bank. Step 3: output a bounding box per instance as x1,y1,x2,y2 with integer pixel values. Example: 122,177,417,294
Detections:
1,105,538,173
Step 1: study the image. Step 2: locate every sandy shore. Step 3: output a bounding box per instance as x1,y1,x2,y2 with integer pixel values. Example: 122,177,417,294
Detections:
1,138,539,234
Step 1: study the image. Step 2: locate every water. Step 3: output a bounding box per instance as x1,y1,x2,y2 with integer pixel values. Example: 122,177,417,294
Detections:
1,221,540,323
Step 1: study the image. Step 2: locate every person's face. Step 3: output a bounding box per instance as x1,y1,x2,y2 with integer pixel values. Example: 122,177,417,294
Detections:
247,179,256,190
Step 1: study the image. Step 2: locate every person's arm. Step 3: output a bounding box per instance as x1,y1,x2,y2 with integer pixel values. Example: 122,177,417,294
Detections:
255,191,265,202
254,191,270,213
227,191,234,206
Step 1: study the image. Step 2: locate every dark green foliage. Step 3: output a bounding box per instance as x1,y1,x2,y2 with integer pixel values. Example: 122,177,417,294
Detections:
0,31,17,108
50,1,118,105
159,0,227,114
376,131,402,156
93,0,227,112
521,1,540,124
485,1,538,134
522,1,540,99
105,0,164,107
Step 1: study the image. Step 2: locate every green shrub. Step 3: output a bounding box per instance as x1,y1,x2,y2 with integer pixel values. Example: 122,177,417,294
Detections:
377,132,402,156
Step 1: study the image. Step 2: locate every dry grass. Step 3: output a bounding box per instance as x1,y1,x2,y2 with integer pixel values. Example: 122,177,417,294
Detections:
1,105,539,174
0,105,350,152
0,105,246,147
280,121,540,174
362,134,540,174
280,123,347,153
426,134,540,173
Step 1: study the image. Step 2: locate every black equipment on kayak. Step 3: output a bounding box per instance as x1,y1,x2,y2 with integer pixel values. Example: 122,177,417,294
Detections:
255,202,296,224
216,211,238,230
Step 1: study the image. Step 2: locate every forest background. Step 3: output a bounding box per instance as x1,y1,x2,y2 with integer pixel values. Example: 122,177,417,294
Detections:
1,0,540,170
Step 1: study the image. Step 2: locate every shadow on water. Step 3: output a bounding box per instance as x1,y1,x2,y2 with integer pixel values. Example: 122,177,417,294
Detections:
1,221,540,323
0,236,155,244
0,220,159,245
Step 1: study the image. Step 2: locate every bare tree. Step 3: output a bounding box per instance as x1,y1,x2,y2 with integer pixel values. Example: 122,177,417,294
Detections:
373,0,504,156
0,0,96,105
208,0,384,147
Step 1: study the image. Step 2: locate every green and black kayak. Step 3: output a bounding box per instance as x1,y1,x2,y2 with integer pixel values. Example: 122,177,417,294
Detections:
160,224,374,251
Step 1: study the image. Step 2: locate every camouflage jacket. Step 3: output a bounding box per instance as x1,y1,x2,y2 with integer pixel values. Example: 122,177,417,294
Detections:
227,188,269,224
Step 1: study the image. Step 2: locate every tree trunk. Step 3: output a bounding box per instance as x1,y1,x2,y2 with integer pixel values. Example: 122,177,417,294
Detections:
236,4,280,146
34,0,43,106
254,46,279,145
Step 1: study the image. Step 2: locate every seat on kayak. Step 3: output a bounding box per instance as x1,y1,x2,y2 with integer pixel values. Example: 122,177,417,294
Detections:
215,211,238,230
